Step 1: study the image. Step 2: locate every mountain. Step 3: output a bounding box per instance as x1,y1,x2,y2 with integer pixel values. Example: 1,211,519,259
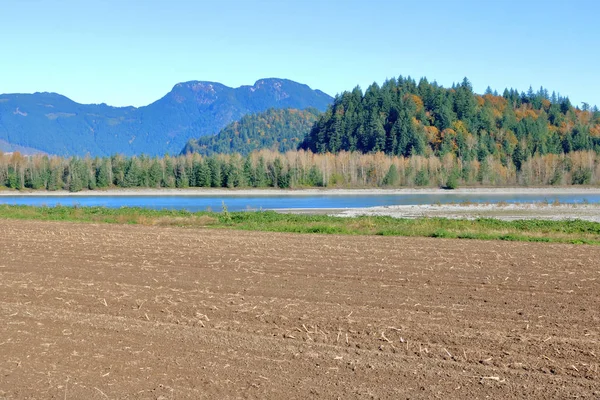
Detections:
0,139,46,155
300,77,600,167
182,107,320,156
0,78,332,156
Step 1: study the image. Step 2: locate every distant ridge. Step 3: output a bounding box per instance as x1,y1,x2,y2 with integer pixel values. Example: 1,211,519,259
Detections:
0,78,333,156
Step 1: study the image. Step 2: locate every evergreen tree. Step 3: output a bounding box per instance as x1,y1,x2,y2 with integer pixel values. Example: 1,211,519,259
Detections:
148,159,163,187
370,113,386,152
243,156,255,187
123,158,142,187
255,157,268,187
96,159,111,188
207,157,222,188
382,164,400,186
163,156,176,188
197,159,211,187
175,162,189,188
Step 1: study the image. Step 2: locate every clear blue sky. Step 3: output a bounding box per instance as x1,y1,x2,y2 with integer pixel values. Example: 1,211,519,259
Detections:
1,0,598,107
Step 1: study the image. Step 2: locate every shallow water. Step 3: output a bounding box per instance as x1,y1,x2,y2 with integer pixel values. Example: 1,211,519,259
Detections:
1,193,599,212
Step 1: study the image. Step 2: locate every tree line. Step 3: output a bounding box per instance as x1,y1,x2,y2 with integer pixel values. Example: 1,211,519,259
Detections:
1,149,599,192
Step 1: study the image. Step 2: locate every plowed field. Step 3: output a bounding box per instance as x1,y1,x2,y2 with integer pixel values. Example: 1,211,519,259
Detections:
0,220,599,399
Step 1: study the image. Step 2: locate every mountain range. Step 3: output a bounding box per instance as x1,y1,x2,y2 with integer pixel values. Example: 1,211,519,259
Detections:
0,78,332,156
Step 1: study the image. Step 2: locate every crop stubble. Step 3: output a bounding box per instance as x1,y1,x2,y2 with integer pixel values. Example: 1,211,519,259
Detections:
0,220,599,399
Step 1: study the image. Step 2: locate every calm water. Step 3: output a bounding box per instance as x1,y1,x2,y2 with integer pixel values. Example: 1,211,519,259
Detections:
0,193,599,212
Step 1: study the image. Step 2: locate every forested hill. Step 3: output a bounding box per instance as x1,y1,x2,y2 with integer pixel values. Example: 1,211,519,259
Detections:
300,77,600,168
0,78,332,157
182,108,320,156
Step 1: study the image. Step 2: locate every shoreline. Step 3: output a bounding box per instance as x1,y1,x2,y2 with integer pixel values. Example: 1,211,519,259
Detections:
328,203,600,222
1,186,600,197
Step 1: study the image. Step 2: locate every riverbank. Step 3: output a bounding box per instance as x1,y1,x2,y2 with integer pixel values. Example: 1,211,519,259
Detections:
1,204,599,245
329,203,600,222
1,186,599,196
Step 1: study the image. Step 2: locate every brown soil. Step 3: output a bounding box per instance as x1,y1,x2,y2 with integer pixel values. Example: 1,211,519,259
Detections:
0,220,599,399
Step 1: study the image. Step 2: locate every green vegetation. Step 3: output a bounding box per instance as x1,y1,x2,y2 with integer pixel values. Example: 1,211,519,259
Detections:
2,148,600,192
1,204,599,245
182,108,320,156
300,77,600,166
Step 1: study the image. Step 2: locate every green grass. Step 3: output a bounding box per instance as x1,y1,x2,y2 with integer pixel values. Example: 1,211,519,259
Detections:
1,204,600,245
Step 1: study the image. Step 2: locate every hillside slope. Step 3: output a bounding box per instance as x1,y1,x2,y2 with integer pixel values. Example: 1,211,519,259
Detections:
182,108,320,156
300,77,600,170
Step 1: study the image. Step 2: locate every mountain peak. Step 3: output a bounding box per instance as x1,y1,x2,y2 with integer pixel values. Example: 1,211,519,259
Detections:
164,81,237,105
173,81,229,92
252,78,312,90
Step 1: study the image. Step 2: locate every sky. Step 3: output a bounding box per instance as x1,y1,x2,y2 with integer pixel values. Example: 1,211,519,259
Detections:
1,0,599,107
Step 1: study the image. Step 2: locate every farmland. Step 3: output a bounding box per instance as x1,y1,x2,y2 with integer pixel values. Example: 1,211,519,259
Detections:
0,220,599,399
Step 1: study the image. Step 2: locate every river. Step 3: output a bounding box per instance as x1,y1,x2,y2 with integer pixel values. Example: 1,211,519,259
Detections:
0,192,599,212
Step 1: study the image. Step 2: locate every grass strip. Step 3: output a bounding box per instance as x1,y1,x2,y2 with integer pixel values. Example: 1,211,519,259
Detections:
1,204,600,245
